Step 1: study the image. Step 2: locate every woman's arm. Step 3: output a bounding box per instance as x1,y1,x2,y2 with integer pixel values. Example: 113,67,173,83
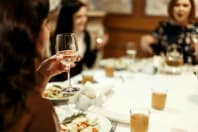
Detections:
141,34,157,56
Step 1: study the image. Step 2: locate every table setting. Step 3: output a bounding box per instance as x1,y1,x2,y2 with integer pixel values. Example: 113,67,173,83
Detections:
54,104,112,132
43,56,198,132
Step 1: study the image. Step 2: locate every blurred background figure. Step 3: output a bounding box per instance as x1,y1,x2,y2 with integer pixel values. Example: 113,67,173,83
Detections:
141,0,198,64
50,0,109,81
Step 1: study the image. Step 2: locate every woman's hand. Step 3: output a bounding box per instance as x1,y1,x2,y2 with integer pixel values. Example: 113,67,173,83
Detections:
36,54,80,91
141,35,157,55
94,33,109,50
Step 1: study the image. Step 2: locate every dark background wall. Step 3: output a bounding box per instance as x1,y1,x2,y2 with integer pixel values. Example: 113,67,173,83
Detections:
103,0,167,58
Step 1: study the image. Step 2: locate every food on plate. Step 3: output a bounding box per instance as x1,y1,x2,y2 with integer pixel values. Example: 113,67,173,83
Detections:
60,112,99,132
42,85,75,99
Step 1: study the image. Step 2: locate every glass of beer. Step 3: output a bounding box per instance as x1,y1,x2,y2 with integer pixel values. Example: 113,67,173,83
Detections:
130,108,150,132
105,64,114,77
165,44,183,74
151,88,167,110
81,71,94,84
126,41,137,62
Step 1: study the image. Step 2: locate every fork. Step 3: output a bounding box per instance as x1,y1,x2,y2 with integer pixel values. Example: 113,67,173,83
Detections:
110,121,118,132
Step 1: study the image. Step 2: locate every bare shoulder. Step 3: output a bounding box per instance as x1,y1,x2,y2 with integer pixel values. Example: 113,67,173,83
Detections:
26,90,54,113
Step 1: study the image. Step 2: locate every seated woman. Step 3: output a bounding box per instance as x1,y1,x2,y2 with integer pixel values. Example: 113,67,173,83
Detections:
141,0,198,64
50,0,109,81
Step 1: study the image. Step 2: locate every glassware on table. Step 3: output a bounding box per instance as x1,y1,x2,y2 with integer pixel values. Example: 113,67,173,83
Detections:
55,33,78,91
105,64,114,77
125,42,137,71
151,87,167,110
130,107,150,132
164,44,183,74
81,71,94,84
126,41,137,61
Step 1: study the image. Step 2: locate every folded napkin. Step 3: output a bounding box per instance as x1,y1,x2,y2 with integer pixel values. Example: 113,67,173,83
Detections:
88,106,129,124
74,82,112,110
81,82,97,99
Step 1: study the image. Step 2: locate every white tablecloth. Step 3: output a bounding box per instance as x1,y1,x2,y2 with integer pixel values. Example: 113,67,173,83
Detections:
70,68,198,132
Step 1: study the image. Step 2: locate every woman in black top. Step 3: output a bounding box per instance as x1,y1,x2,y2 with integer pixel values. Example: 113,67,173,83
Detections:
152,20,198,64
141,0,198,64
50,0,108,81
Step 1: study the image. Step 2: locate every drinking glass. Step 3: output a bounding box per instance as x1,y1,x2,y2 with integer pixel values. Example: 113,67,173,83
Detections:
130,108,150,132
55,33,78,91
151,87,168,110
165,44,183,74
126,41,137,62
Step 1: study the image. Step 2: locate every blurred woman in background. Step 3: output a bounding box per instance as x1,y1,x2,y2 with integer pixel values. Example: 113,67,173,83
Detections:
0,0,78,131
50,0,109,81
141,0,198,64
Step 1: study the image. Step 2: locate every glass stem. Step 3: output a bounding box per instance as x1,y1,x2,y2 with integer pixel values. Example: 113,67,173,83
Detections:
67,64,71,87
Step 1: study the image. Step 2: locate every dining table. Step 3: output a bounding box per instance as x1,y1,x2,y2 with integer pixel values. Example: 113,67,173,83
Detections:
53,57,198,132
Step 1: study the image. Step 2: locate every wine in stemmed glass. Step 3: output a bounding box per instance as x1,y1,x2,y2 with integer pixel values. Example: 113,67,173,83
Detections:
55,33,78,92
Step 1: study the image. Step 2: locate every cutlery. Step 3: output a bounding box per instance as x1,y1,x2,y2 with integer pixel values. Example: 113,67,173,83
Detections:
110,121,118,132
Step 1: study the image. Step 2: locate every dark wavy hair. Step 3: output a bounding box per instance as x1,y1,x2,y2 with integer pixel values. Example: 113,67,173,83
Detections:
168,0,196,23
50,0,87,54
54,0,87,35
0,0,49,130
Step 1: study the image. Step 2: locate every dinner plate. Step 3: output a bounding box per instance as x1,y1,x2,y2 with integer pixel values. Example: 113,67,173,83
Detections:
89,112,112,132
55,105,112,132
43,82,81,104
43,96,69,102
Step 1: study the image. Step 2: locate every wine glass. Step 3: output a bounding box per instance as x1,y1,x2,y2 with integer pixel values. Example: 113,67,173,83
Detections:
55,33,78,91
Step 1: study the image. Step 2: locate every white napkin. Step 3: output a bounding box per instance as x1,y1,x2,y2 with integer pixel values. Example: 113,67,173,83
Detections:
98,83,114,96
75,82,113,111
75,82,98,110
81,82,97,99
88,106,129,124
54,104,79,122
76,94,95,111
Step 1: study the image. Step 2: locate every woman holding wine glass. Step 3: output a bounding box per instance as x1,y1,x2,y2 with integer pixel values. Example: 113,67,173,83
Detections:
0,0,79,131
50,0,109,81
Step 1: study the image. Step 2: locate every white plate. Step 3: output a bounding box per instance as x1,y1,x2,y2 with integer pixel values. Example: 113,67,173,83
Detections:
55,105,112,132
43,96,70,103
89,112,112,132
43,82,81,104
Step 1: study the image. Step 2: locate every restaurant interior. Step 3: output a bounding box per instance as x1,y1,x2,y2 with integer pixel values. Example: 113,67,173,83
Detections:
45,0,198,132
